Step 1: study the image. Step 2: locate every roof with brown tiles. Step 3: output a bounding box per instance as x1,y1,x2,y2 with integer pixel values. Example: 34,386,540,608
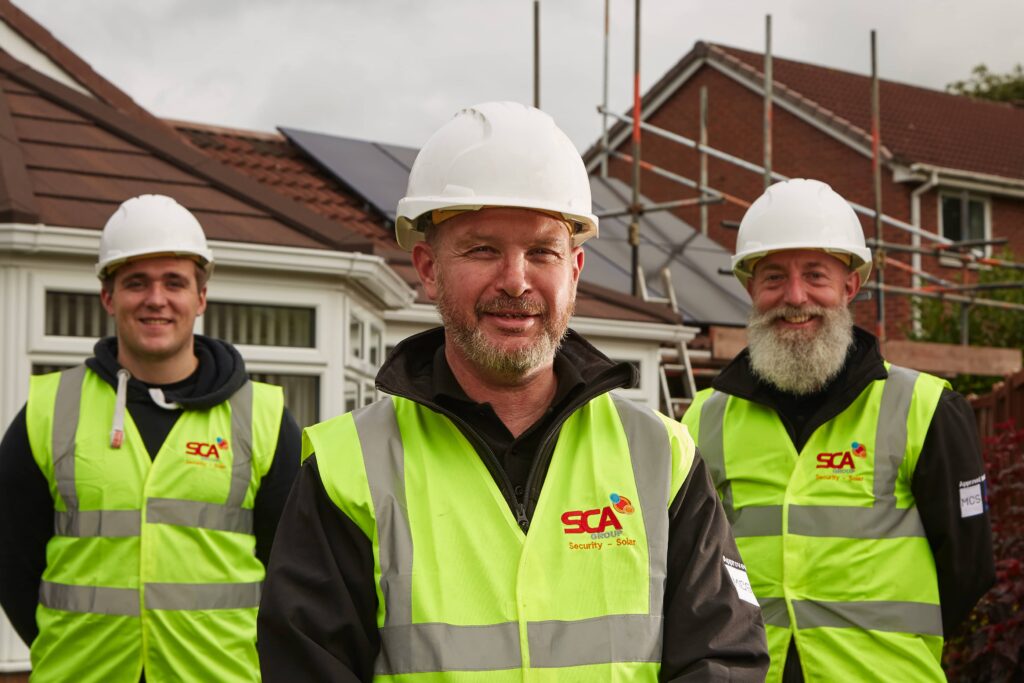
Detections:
710,43,1024,181
590,41,1024,183
0,50,375,253
170,121,682,325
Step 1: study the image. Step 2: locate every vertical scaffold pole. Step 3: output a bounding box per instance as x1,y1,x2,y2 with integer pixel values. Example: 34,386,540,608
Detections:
600,0,610,177
630,0,642,296
871,29,885,341
763,14,773,189
533,0,540,108
700,86,709,235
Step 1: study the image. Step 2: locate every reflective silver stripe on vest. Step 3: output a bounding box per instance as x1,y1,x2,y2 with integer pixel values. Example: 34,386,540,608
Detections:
52,365,87,513
227,381,254,507
144,581,261,610
353,399,414,631
356,396,669,675
529,614,662,667
792,599,943,637
40,580,139,617
697,391,733,519
380,622,522,672
611,394,671,621
732,505,782,537
55,509,140,537
146,498,254,534
758,597,790,628
788,366,924,539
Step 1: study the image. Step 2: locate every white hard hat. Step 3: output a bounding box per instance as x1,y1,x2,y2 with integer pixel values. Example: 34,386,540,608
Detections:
395,101,598,250
732,178,872,286
96,194,214,279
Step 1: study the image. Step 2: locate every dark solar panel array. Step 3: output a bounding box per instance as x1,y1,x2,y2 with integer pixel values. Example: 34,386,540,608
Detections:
280,127,416,221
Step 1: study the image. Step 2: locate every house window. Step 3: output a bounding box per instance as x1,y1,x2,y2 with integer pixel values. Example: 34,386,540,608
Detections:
45,291,114,338
249,372,320,428
369,326,383,366
350,317,365,360
344,378,360,413
940,192,989,257
204,302,315,348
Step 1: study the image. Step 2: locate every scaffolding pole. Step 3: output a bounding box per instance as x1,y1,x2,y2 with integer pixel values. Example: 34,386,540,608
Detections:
630,0,642,296
533,0,540,108
609,151,751,208
600,0,610,177
764,15,773,189
863,282,1024,313
871,29,885,341
700,86,709,235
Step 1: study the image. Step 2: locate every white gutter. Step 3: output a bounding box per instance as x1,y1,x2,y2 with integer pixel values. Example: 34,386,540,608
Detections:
0,223,415,310
907,163,1024,199
909,170,939,336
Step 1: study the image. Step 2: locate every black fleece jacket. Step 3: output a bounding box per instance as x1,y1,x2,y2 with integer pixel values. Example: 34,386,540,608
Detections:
710,327,995,683
0,336,301,646
257,328,769,683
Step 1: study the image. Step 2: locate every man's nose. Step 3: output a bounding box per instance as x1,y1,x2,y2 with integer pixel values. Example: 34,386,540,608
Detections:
144,283,168,307
782,277,808,306
497,254,529,298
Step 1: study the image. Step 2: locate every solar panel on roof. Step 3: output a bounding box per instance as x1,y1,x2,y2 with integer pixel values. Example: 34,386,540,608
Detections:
280,127,415,221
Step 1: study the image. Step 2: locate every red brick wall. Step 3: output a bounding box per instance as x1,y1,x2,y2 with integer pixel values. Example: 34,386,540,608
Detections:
606,64,1024,340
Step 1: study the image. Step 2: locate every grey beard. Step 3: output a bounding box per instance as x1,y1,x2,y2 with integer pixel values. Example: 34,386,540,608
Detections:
747,304,854,395
436,278,571,382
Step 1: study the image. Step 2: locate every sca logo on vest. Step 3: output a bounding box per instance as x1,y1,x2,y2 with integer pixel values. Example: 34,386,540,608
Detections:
185,437,229,469
815,441,867,478
562,493,638,551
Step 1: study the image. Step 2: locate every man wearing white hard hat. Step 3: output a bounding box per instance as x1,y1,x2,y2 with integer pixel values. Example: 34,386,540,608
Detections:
258,102,769,681
682,178,994,682
0,195,301,681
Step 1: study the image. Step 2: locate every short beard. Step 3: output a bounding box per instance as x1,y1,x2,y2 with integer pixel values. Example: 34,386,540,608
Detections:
435,275,572,382
747,304,854,395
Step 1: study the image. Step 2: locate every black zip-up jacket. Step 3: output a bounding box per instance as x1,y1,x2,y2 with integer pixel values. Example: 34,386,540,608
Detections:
0,336,302,647
257,328,770,682
709,327,995,682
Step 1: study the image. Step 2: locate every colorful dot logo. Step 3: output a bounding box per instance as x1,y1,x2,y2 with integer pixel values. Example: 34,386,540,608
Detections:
852,441,866,457
216,437,230,451
610,492,634,515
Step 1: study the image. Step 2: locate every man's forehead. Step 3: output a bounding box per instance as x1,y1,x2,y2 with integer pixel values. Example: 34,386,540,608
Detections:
755,249,849,272
445,208,572,243
115,255,198,278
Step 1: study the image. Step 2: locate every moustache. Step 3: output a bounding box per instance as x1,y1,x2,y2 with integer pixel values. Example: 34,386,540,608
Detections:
760,305,829,322
476,296,547,317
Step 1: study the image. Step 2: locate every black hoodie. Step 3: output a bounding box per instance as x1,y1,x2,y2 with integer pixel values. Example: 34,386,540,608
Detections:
0,336,301,646
257,328,770,683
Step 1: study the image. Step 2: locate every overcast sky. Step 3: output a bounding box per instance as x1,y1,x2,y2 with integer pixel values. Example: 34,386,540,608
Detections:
13,0,1024,151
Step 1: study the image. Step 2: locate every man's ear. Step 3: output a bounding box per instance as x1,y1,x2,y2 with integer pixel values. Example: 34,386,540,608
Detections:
844,269,862,305
571,246,584,284
411,242,439,301
100,284,115,315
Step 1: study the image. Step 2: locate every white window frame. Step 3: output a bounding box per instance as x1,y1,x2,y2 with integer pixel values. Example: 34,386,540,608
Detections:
937,190,992,265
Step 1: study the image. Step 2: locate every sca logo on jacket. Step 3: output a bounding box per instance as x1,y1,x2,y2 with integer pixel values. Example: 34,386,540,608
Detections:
561,493,638,550
185,436,229,468
815,441,868,471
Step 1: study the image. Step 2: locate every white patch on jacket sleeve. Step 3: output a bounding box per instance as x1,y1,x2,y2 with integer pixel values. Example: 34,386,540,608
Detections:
959,475,986,519
724,557,758,606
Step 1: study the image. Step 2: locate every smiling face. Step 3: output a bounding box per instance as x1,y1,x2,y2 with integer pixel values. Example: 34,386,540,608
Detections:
412,207,583,384
744,249,861,394
100,256,207,381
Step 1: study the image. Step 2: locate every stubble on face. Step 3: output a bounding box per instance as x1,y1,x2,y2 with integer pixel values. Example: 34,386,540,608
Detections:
746,304,854,395
434,266,574,382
